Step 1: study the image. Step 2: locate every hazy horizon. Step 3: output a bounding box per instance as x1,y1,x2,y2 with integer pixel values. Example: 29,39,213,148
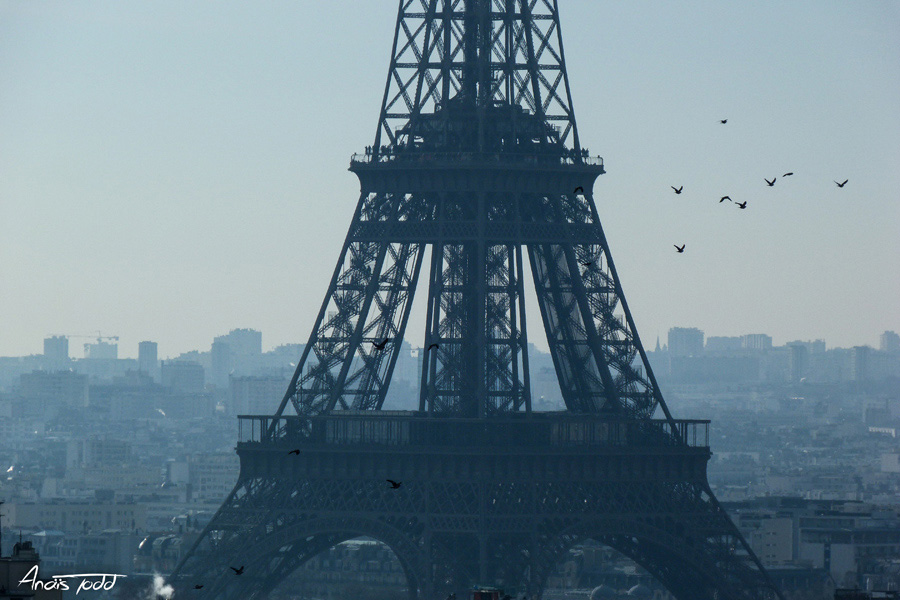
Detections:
2,1,898,359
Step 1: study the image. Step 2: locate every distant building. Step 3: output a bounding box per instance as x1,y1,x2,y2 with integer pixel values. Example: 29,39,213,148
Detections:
83,341,117,360
18,371,88,416
0,539,63,600
705,336,742,353
229,375,288,414
880,331,900,354
788,344,810,382
668,327,704,357
161,361,205,393
189,453,239,503
786,339,826,354
211,329,263,385
4,501,146,534
741,334,773,351
137,341,158,380
850,346,870,382
42,336,69,365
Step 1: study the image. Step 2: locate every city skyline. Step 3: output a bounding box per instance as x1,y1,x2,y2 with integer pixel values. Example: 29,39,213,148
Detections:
13,324,899,362
2,1,898,358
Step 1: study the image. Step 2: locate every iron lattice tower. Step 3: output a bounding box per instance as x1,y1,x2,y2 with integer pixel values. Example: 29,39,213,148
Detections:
173,2,784,599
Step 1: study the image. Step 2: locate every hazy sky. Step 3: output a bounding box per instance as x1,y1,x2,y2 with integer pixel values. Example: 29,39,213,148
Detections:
1,1,898,359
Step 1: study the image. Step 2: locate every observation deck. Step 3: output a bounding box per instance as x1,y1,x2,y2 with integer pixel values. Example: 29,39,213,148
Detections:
235,411,711,486
239,411,706,450
348,147,605,194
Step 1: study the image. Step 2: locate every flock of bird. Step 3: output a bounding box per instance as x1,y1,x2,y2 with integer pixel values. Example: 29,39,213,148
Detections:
624,119,850,255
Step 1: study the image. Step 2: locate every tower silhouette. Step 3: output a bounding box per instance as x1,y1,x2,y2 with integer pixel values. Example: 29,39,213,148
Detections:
173,2,783,599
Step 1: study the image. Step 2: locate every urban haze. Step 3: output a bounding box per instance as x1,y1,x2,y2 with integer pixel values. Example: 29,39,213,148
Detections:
0,2,898,600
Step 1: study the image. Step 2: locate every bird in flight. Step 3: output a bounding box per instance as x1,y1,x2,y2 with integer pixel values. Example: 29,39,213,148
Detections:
427,343,439,352
719,196,732,203
671,186,683,194
674,244,685,253
288,449,300,455
230,566,244,576
719,119,727,124
736,201,748,209
372,337,391,350
194,585,204,590
835,179,849,188
574,186,584,195
386,479,402,489
783,172,794,177
765,177,776,187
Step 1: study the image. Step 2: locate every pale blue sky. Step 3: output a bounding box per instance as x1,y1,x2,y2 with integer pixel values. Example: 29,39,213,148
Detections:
1,1,898,359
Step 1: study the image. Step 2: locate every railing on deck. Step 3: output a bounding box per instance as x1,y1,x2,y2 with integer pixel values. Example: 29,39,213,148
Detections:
238,412,708,450
350,150,604,169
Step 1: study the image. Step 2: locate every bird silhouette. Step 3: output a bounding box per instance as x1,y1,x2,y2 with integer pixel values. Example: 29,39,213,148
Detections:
194,585,204,590
386,479,402,489
783,172,794,177
288,449,300,455
765,177,776,187
580,259,595,268
427,343,439,352
230,566,244,575
671,186,683,194
719,119,727,124
573,186,584,195
835,179,849,188
372,337,391,350
736,201,748,209
674,244,685,253
719,196,732,203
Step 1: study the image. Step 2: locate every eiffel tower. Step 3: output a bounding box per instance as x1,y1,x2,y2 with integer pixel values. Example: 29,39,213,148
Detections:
172,2,784,599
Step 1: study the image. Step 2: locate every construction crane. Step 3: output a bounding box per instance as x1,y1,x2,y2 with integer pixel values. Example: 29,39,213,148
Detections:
49,332,119,343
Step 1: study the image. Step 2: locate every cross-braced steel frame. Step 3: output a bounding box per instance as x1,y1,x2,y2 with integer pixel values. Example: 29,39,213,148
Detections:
171,2,784,599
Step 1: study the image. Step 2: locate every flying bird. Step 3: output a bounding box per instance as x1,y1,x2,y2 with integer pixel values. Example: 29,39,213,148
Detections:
574,186,584,195
230,566,244,576
674,244,685,253
372,337,391,350
386,479,402,489
765,178,776,187
719,119,727,124
288,449,300,455
736,201,748,209
671,186,683,194
194,585,204,590
835,179,848,188
782,172,794,177
719,196,732,203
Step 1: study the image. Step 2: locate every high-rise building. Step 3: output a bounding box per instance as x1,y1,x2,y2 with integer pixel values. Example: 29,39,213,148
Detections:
214,329,262,357
43,336,69,363
83,340,118,360
211,329,263,385
667,327,704,357
161,361,205,393
741,334,773,351
19,370,89,413
705,336,742,353
229,375,288,414
788,344,809,382
880,331,900,354
138,341,159,380
850,346,870,382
